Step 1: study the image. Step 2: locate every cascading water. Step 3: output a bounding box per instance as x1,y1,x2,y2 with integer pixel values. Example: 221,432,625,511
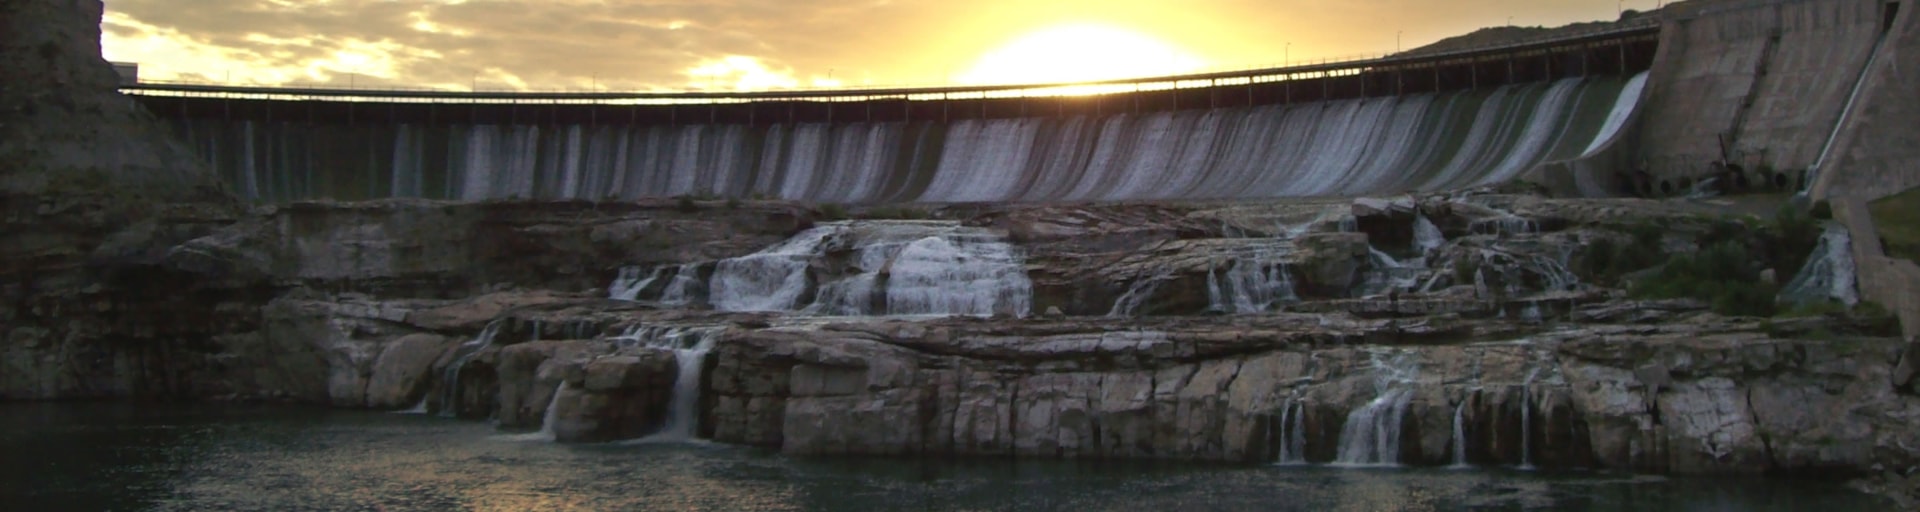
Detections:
1779,224,1860,307
608,266,654,301
1274,394,1309,465
613,326,725,441
710,226,838,312
700,221,1035,316
1207,242,1297,314
1414,214,1447,257
437,320,504,418
1518,368,1538,471
504,382,567,442
190,73,1649,203
1450,399,1471,468
1108,272,1172,318
1333,350,1420,466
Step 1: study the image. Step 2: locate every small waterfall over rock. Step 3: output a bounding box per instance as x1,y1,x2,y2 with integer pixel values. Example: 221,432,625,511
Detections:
614,325,725,441
666,221,1032,317
1334,350,1419,466
1450,399,1470,468
1518,368,1539,470
608,266,655,301
1274,393,1309,465
504,382,567,442
437,320,504,417
1472,215,1538,236
1414,213,1447,257
1108,271,1172,318
1359,246,1428,297
1205,224,1297,316
711,226,838,312
1779,224,1860,307
1205,258,1297,314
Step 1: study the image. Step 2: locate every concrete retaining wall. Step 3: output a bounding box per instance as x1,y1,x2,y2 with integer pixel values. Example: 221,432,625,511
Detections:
1631,0,1890,190
1813,0,1920,201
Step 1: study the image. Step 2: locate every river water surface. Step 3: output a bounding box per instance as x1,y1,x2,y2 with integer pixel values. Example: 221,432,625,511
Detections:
0,403,1887,511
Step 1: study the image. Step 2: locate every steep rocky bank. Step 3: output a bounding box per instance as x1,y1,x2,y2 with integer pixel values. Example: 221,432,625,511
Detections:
60,191,1900,480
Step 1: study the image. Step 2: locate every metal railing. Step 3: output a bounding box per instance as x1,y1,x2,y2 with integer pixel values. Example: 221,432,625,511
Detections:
119,19,1659,105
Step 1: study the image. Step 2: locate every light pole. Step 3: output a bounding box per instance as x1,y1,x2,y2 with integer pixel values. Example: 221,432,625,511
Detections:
1397,30,1403,53
1285,42,1291,66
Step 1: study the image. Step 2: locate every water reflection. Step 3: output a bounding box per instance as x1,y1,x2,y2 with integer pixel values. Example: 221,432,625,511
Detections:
0,403,1888,511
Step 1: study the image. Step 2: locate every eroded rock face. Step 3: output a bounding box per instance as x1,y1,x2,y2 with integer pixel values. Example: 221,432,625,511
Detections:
1,0,242,400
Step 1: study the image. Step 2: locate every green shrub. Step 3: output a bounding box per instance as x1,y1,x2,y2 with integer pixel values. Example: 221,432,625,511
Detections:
1759,204,1821,284
725,197,742,210
1630,240,1779,317
675,195,699,213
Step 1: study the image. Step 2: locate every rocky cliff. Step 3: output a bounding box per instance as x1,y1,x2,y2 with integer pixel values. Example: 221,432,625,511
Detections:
0,0,242,398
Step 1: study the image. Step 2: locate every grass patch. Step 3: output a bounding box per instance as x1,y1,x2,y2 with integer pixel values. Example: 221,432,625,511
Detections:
1631,241,1781,317
1869,187,1920,263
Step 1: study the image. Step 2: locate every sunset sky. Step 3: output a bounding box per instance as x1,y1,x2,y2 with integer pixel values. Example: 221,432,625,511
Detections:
100,0,1666,92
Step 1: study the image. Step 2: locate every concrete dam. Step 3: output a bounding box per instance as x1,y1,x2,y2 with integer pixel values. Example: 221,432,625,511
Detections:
125,0,1916,204
129,26,1658,203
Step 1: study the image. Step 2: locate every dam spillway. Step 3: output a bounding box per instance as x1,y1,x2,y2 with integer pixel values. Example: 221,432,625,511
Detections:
155,73,1645,203
127,25,1661,203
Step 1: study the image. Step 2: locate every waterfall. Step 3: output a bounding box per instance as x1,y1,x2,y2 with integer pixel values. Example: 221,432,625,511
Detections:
613,326,725,441
880,229,1032,317
1518,368,1538,470
1450,399,1470,468
704,221,1031,317
656,264,703,305
1359,245,1430,297
184,73,1650,204
1520,303,1544,324
1108,273,1170,318
504,382,567,442
1274,395,1308,465
1369,247,1404,269
608,266,657,301
437,320,504,418
1779,224,1860,307
1208,243,1297,314
1333,350,1419,466
710,226,838,312
397,395,430,414
1473,215,1538,236
1414,213,1447,256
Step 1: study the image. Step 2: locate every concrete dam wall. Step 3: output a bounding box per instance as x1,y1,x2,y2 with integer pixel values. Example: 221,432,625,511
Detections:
163,73,1645,203
1631,0,1907,194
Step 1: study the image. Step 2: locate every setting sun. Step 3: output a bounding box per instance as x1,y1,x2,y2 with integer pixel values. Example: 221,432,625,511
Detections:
958,23,1207,86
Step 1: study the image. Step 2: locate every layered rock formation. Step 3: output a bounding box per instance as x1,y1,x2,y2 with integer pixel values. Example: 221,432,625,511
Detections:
1,0,239,398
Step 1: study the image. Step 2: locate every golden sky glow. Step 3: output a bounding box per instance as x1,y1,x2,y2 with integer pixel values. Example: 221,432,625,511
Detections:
98,0,1670,92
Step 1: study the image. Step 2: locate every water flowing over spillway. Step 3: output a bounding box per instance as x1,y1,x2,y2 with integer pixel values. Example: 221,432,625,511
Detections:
184,73,1645,203
615,220,1032,317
